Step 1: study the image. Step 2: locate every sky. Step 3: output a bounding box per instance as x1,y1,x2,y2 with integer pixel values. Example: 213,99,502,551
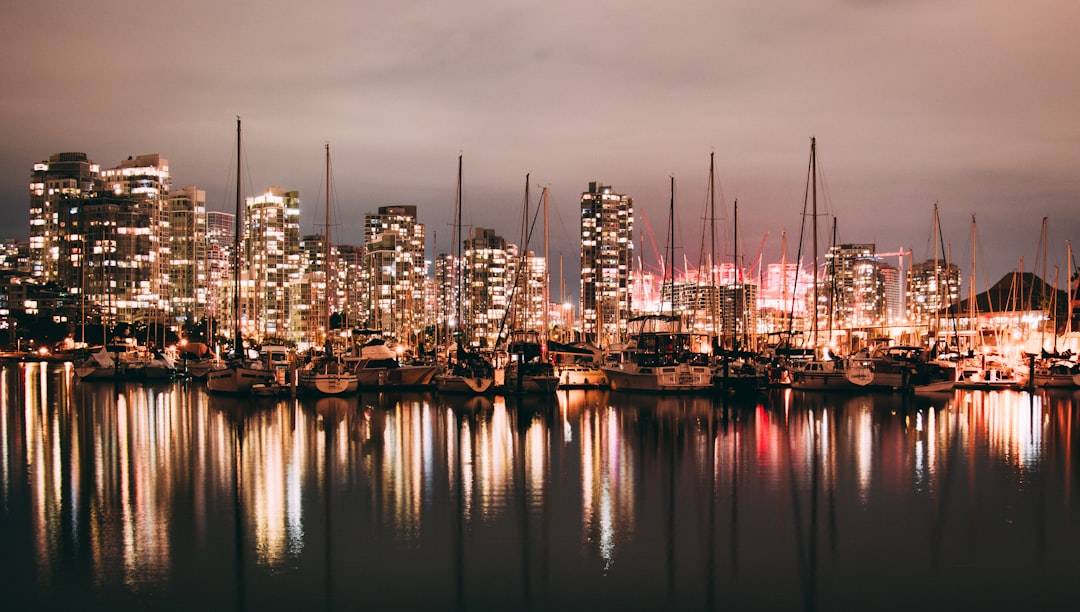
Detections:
3,0,1078,298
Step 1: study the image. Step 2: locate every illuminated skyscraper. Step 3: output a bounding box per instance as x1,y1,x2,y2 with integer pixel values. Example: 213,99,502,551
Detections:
907,259,962,324
579,181,633,345
99,154,172,318
245,186,301,341
364,205,426,342
28,152,100,284
168,185,207,325
205,210,234,331
463,227,512,348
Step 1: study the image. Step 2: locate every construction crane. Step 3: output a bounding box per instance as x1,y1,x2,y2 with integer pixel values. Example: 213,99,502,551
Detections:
746,232,770,277
876,248,911,270
637,209,665,274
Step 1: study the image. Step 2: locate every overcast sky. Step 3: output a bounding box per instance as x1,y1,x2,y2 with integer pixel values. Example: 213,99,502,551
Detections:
3,0,1078,295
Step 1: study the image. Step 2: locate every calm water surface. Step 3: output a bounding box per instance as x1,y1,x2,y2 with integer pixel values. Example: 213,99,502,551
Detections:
2,362,1078,610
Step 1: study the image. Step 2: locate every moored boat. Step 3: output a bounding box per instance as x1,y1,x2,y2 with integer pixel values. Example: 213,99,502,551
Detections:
548,341,608,389
349,339,439,388
502,330,558,394
603,315,713,393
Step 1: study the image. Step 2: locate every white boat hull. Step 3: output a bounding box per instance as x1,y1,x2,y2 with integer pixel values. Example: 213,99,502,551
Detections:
435,373,494,394
355,364,439,388
298,371,358,396
207,363,275,394
555,365,608,389
603,363,712,393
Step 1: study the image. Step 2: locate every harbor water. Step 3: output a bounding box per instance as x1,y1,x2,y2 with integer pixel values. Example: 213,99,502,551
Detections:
2,362,1079,610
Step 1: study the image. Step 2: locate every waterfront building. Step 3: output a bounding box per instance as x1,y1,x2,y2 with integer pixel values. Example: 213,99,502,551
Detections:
99,154,172,320
297,233,327,347
245,187,301,342
168,186,207,327
0,239,30,273
363,205,426,344
907,259,962,326
463,227,513,349
204,210,234,338
335,243,368,335
664,280,720,332
880,262,903,326
28,152,100,284
580,181,633,346
434,253,458,341
821,243,901,332
507,250,548,337
757,260,809,337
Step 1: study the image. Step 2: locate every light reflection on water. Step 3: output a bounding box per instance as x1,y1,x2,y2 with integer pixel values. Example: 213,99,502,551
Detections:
2,363,1078,610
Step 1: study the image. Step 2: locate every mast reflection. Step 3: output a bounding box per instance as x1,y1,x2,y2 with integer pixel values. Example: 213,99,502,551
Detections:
3,364,1078,609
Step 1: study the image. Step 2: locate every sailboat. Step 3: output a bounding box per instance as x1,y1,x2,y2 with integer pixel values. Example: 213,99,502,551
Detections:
206,117,276,394
348,334,439,388
788,137,873,391
602,177,713,392
297,143,359,396
501,176,558,394
950,215,1025,390
435,155,495,394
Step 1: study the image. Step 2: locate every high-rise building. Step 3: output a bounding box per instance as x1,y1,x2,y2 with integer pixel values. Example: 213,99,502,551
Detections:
245,187,301,341
580,181,633,345
823,243,876,329
297,232,327,347
28,152,100,284
363,205,426,343
168,186,207,326
907,259,962,324
205,210,234,335
99,154,172,318
0,239,30,273
509,251,548,336
335,243,368,334
434,252,458,338
463,227,513,348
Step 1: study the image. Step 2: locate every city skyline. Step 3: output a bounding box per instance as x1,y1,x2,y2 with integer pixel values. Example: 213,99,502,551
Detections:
3,1,1078,293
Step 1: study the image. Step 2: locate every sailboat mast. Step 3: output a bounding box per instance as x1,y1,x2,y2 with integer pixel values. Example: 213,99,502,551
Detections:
810,137,819,348
932,202,941,347
543,185,550,346
1041,216,1048,348
233,117,243,355
733,198,739,350
668,176,675,322
324,142,332,350
970,214,977,352
522,173,530,332
709,152,719,339
455,155,463,347
1068,240,1074,335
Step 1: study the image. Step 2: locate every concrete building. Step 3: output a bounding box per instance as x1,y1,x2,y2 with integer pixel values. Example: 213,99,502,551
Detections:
580,181,633,345
244,187,301,342
364,205,426,343
168,186,207,326
28,152,100,283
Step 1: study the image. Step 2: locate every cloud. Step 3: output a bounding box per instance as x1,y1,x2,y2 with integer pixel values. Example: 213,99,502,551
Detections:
1,0,1078,287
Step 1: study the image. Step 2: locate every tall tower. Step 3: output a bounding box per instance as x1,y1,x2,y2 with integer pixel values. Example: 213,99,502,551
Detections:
205,210,234,336
28,152,100,284
579,181,633,345
363,205,426,343
168,186,207,326
463,227,512,348
907,260,962,325
245,186,301,341
99,154,171,318
823,243,876,330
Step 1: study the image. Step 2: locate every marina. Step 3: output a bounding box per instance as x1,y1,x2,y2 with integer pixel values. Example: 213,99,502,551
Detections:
3,361,1078,610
